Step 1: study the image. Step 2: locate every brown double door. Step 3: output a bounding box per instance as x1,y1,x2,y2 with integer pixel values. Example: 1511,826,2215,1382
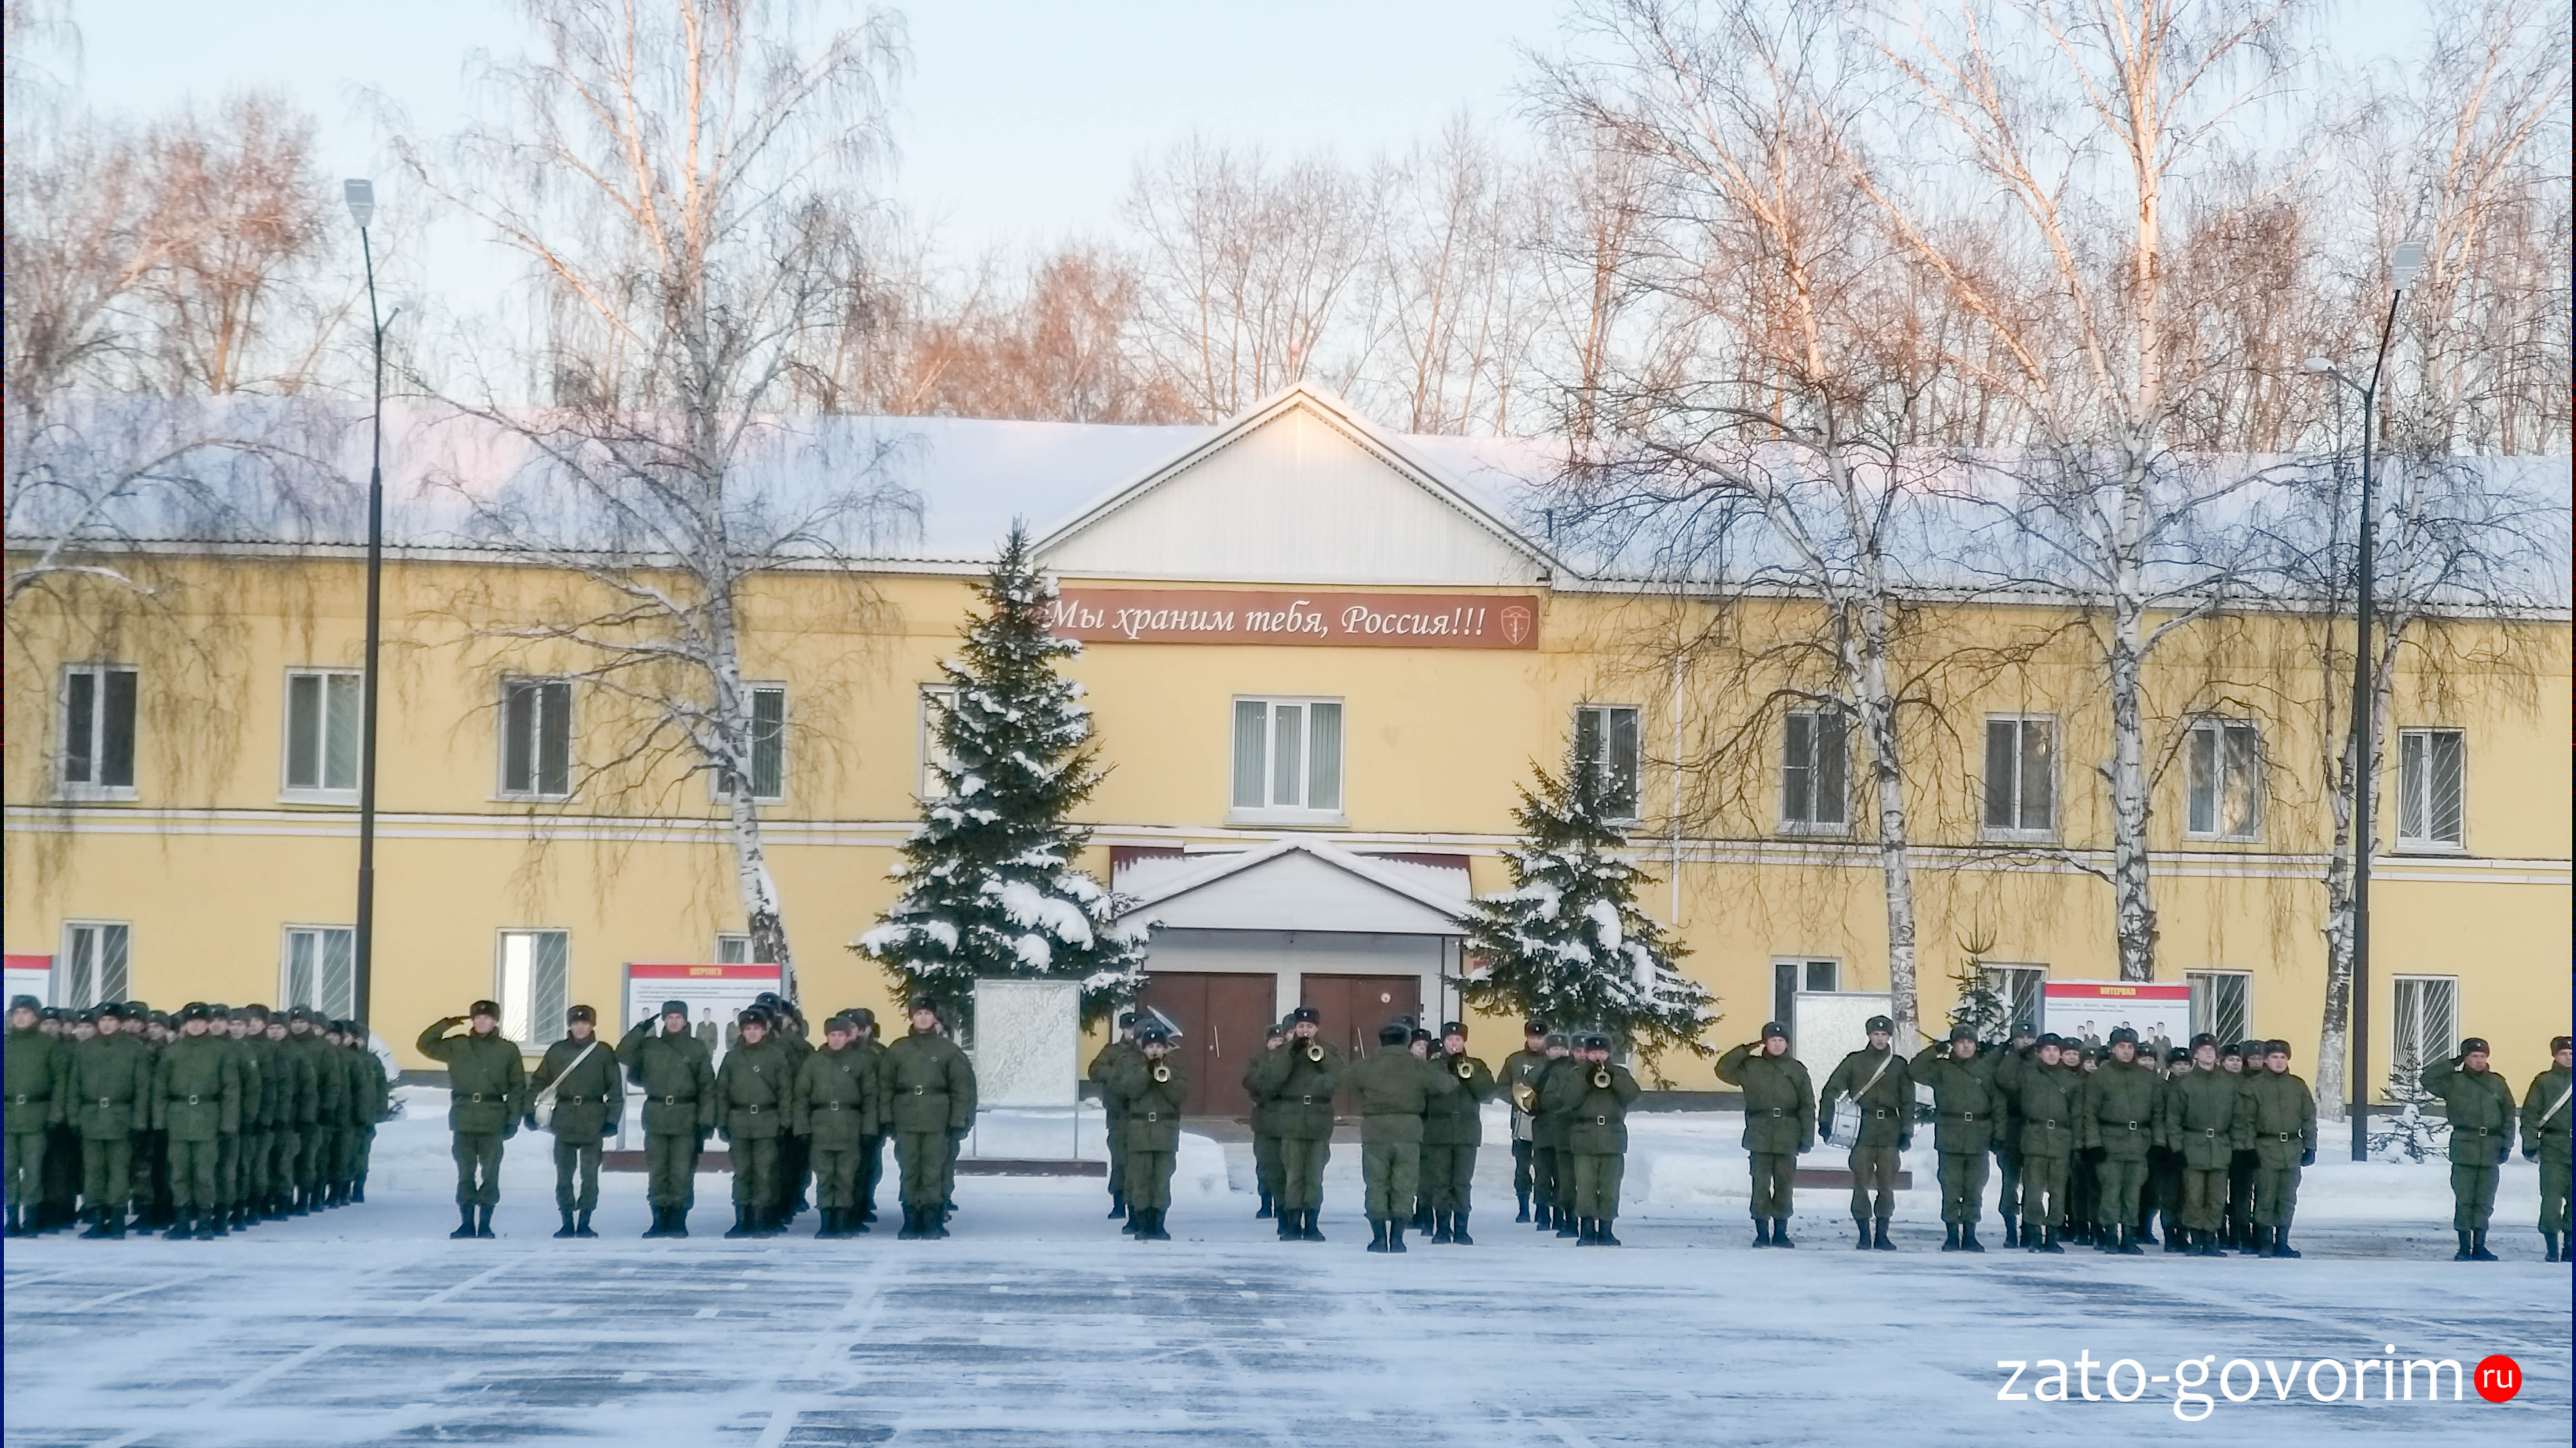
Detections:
1134,972,1276,1119
1301,973,1424,1116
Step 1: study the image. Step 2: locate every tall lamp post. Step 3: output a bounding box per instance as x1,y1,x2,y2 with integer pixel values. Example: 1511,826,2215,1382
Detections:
2304,236,2424,1162
343,179,397,1031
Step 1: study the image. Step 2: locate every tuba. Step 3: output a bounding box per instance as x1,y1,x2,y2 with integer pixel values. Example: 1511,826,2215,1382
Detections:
1304,1041,1326,1064
1454,1058,1475,1081
1150,1061,1172,1084
1592,1066,1613,1090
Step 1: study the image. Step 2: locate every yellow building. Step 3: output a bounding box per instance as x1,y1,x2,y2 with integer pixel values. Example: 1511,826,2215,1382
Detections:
7,388,2567,1105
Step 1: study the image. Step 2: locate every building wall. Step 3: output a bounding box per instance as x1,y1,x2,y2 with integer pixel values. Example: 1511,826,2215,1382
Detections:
7,548,2567,1089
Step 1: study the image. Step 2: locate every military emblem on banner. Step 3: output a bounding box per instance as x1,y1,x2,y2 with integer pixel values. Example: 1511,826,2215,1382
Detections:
1499,605,1534,645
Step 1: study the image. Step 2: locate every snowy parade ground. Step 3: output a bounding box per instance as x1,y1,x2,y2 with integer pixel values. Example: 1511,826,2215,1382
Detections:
5,1089,2566,1447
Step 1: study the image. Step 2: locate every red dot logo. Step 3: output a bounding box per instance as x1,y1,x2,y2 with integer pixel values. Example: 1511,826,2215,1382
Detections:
2474,1354,2522,1404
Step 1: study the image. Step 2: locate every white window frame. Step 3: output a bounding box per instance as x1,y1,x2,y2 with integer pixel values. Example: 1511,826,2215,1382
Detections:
496,929,571,1050
1981,963,2047,1035
918,684,960,801
1796,958,1840,993
62,921,131,1008
498,678,574,800
715,934,753,965
1780,706,1851,835
58,664,139,800
281,668,363,803
2389,974,2460,1089
280,925,357,1020
2183,717,2263,841
1228,695,1346,825
2184,968,2252,1046
2393,727,2466,854
1574,703,1644,824
712,683,788,804
1981,714,2058,841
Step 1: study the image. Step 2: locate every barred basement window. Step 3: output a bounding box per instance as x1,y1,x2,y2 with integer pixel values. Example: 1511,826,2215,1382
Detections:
2390,975,2459,1088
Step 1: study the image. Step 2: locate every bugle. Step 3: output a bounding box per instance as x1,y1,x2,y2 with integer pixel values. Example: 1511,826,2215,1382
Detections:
1304,1042,1326,1064
1455,1059,1475,1081
1150,1062,1172,1084
1591,1066,1613,1089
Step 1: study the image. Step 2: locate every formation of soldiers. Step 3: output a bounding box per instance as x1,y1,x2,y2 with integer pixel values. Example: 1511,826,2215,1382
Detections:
4,995,388,1239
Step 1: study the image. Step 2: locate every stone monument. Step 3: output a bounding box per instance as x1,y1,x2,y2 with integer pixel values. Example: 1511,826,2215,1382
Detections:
970,978,1080,1110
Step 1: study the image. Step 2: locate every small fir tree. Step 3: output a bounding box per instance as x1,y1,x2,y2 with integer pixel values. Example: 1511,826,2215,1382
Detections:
1945,924,2013,1047
854,524,1151,1026
2366,1047,2450,1163
1460,746,1714,1070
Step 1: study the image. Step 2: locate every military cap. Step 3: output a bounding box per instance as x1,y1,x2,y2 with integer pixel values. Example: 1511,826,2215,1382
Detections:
468,999,502,1019
2168,1046,2192,1064
2552,1036,2571,1054
660,999,690,1017
825,1014,859,1035
739,1006,772,1027
2036,1033,2063,1048
847,1008,876,1028
9,994,39,1013
2459,1036,2490,1056
1948,1022,1979,1043
1117,1011,1138,1028
94,1001,126,1020
2107,1026,2139,1046
149,1011,172,1028
243,1002,271,1017
1441,1021,1466,1037
1263,1021,1287,1039
1409,1027,1435,1045
755,991,783,1008
2009,1021,2036,1039
2220,1040,2247,1058
2263,1040,2291,1056
1544,1031,1571,1050
2189,1031,2216,1049
41,1006,65,1021
1379,1021,1411,1046
1760,1021,1790,1043
123,1000,149,1015
1865,1014,1895,1034
1288,1005,1320,1025
567,1004,596,1024
1523,1019,1549,1036
1139,1023,1172,1046
1580,1032,1612,1051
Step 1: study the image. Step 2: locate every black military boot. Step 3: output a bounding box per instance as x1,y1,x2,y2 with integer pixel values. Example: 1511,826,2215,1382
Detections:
451,1206,476,1240
1301,1208,1325,1243
1753,1217,1771,1247
1515,1190,1531,1223
2269,1226,2300,1258
1431,1210,1453,1245
2198,1229,2225,1257
1942,1222,1961,1252
1598,1218,1622,1247
1387,1221,1407,1253
1120,1201,1139,1235
1534,1201,1553,1231
474,1204,496,1239
2162,1221,2186,1253
2094,1223,2118,1253
554,1209,579,1239
2037,1225,2063,1253
816,1207,839,1238
1412,1202,1433,1235
1869,1218,1893,1251
1452,1209,1474,1246
2451,1228,2475,1260
352,1181,366,1204
1962,1223,1985,1253
2116,1226,2143,1255
1853,1219,1872,1250
2,1206,19,1237
1108,1194,1126,1221
2469,1229,2497,1262
2135,1219,2156,1246
1275,1207,1298,1242
727,1205,755,1239
2544,1230,2561,1262
1999,1214,2018,1247
208,1206,231,1238
104,1209,126,1238
1772,1218,1794,1247
1555,1209,1579,1240
642,1206,666,1239
1152,1209,1174,1242
198,1208,223,1241
847,1205,870,1235
574,1209,596,1239
1366,1217,1389,1252
1256,1190,1273,1220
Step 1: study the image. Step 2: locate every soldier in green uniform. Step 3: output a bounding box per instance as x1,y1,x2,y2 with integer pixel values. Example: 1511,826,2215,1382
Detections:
529,1004,622,1239
623,999,718,1237
2141,1046,2191,1250
1424,1021,1496,1245
352,1023,390,1202
214,1008,258,1231
153,1005,240,1239
1819,1014,1912,1251
1549,1031,1641,1246
319,1021,360,1206
68,1004,153,1237
2062,1045,2100,1242
39,1011,86,1232
1248,1003,1340,1242
1088,1011,1142,1225
793,1013,883,1238
2157,1039,2246,1256
1246,1021,1288,1220
1406,1026,1439,1235
1351,1019,1430,1253
1912,1024,2003,1252
2240,1039,2314,1257
843,1009,890,1226
884,1001,976,1240
6,995,67,1237
2216,1041,2254,1248
264,1013,313,1218
714,1006,791,1237
2075,1026,2158,1254
1498,1021,1550,1223
2522,1035,2571,1261
1534,1032,1581,1237
1716,1022,1814,1247
2421,1036,2517,1262
1997,1035,2077,1251
1990,1023,2034,1244
1108,1022,1186,1242
131,1010,172,1232
292,1009,339,1212
235,1007,277,1225
417,1001,526,1239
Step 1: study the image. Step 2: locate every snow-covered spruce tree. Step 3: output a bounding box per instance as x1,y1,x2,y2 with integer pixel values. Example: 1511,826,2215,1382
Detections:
1459,747,1713,1071
854,524,1150,1028
2366,1047,2450,1164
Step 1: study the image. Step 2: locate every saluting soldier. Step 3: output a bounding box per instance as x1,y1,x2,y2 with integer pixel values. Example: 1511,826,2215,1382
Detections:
1997,1035,2078,1251
1424,1021,1497,1244
1716,1022,1814,1247
1351,1018,1431,1253
1549,1031,1640,1246
1990,1023,2035,1244
1247,1004,1339,1242
1912,1024,2004,1252
1534,1032,1582,1237
1088,1011,1142,1224
2157,1039,2246,1256
884,1001,976,1240
6,995,67,1238
2240,1039,2314,1257
68,1003,153,1237
1109,1022,1187,1242
2522,1035,2571,1261
153,1005,240,1239
417,1001,526,1239
793,1013,884,1238
622,999,718,1237
715,1006,792,1238
1498,1021,1550,1223
2074,1026,2158,1254
529,1004,622,1239
1245,1021,1288,1220
1819,1014,1912,1251
2421,1036,2517,1262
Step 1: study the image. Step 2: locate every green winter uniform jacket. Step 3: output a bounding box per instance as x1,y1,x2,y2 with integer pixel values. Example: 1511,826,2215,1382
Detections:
1425,1052,1496,1146
1911,1043,2006,1153
1351,1050,1433,1144
1498,1047,1549,1141
2420,1053,2517,1165
2239,1069,2316,1168
1716,1043,1815,1153
791,1043,882,1147
2521,1066,2571,1164
2157,1067,2248,1169
2001,1053,2081,1157
1545,1060,1642,1154
1819,1046,1912,1148
5,1026,66,1133
312,1038,352,1129
620,1021,718,1135
1247,1038,1342,1141
67,1032,154,1140
153,1034,241,1141
1088,1041,1139,1126
1109,1054,1189,1151
271,1035,319,1126
715,1038,792,1141
352,1045,389,1127
531,1035,624,1141
1242,1046,1277,1136
2074,1059,2161,1159
881,1031,976,1135
415,1023,527,1134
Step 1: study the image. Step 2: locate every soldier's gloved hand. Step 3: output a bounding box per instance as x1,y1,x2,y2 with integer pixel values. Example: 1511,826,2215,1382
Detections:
1899,1135,1913,1151
503,1120,518,1141
2526,1146,2540,1161
1819,1120,1833,1143
2299,1148,2314,1167
523,1113,538,1133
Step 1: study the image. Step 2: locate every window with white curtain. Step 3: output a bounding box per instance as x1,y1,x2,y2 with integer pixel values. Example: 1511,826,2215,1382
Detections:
282,926,356,1019
1982,716,2056,838
498,930,570,1047
60,665,138,797
1781,708,1849,832
1230,697,1343,820
283,670,362,799
2184,718,2261,840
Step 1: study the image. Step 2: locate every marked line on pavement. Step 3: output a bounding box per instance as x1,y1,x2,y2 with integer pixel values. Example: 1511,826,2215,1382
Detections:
400,1261,511,1316
92,1337,343,1448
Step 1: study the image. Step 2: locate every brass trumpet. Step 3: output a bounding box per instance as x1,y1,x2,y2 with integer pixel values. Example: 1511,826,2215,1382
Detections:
1304,1042,1326,1064
1509,1081,1538,1113
1150,1062,1172,1084
1591,1066,1613,1090
1454,1059,1475,1081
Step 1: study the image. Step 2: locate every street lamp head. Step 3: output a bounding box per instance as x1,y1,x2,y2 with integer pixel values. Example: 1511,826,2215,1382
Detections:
343,178,375,230
2301,356,2335,375
2390,238,2426,289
